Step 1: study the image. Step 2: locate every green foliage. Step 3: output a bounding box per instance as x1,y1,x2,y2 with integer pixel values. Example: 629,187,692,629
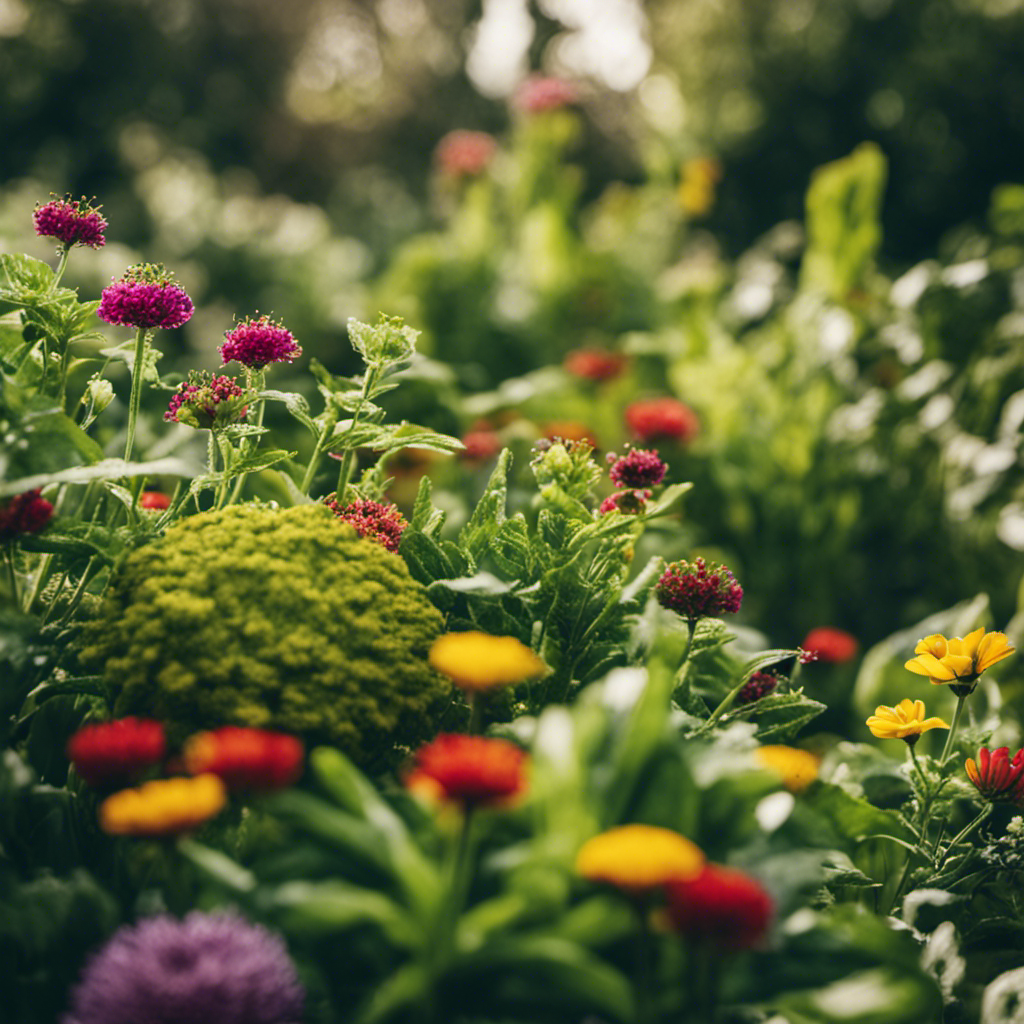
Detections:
78,504,450,766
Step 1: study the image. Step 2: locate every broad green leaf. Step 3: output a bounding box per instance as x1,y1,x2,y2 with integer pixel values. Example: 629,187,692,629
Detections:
489,514,533,580
459,448,512,563
178,838,257,892
351,963,430,1024
228,448,297,474
369,428,464,455
0,456,200,497
773,967,941,1024
0,253,56,300
259,388,318,436
734,689,828,742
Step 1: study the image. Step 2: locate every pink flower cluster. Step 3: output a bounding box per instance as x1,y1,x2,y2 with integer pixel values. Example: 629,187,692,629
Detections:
435,130,497,177
220,314,302,370
514,75,578,113
608,448,667,489
33,195,107,249
656,557,743,622
165,374,248,430
97,264,194,331
599,489,651,516
0,489,53,540
323,496,408,553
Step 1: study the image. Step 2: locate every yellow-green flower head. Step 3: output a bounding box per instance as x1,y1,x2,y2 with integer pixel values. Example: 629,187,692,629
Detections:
755,745,820,793
904,628,1014,686
428,631,546,693
575,825,705,893
866,699,950,743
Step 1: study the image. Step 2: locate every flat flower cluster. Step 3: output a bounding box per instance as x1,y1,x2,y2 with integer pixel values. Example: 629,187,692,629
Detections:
323,495,409,553
97,263,194,331
220,314,302,370
656,556,744,623
33,195,107,249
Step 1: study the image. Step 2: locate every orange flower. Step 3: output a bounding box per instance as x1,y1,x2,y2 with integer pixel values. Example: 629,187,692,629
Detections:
429,632,545,694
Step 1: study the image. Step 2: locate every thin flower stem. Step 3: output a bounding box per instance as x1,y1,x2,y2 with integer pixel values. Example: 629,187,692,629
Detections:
299,419,333,495
3,545,17,605
335,365,379,499
123,327,149,462
907,743,930,795
938,693,968,768
51,246,71,289
938,803,993,868
225,371,266,506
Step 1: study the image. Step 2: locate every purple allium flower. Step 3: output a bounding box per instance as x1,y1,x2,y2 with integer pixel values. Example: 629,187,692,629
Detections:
220,314,302,370
656,556,743,623
165,372,250,430
599,489,651,515
62,911,304,1024
33,195,107,249
607,448,667,489
323,496,408,553
735,670,780,706
97,263,194,330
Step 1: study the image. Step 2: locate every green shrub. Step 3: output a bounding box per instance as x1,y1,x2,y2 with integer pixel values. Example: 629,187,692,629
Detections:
79,503,449,766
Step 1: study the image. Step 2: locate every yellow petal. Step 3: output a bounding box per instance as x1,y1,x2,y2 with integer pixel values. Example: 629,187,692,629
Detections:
866,716,900,739
976,631,1014,674
915,716,950,733
895,698,919,721
959,627,985,659
940,653,975,678
906,653,956,680
914,634,948,658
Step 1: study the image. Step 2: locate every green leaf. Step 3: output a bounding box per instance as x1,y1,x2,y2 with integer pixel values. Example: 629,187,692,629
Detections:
323,420,395,452
0,456,200,498
370,428,464,455
178,838,257,892
488,514,533,580
773,967,941,1024
639,480,693,519
228,448,297,474
259,389,318,436
351,963,430,1024
458,448,512,563
409,475,446,537
400,530,469,585
0,254,56,301
736,689,828,741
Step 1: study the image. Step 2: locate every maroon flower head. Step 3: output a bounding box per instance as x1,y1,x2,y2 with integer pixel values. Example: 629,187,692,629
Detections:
608,448,667,489
599,489,651,515
33,195,107,249
514,75,578,113
435,130,497,177
0,490,53,540
220,314,302,370
323,496,408,553
656,556,743,622
97,263,194,330
666,864,773,951
736,671,780,706
165,373,249,430
62,912,304,1024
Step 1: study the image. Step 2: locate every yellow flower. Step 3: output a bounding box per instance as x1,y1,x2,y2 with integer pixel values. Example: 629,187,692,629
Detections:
428,631,546,693
576,825,705,892
866,698,950,742
99,774,227,837
904,628,1014,686
755,745,820,793
677,157,722,218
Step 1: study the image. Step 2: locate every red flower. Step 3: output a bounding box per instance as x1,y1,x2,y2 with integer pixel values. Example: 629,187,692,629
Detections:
183,727,304,792
965,746,1024,804
33,195,107,249
323,496,408,553
513,75,578,113
656,557,743,622
801,627,859,664
625,398,699,444
564,348,627,382
607,448,666,489
460,430,503,464
66,718,166,787
0,490,53,540
139,491,171,510
408,734,527,808
666,864,773,951
435,130,497,177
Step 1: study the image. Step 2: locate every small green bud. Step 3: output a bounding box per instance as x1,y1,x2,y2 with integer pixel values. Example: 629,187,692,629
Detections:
85,375,114,414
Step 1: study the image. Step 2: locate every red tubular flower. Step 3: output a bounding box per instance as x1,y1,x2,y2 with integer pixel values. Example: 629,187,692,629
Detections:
323,496,408,554
665,864,773,951
408,734,527,808
435,130,497,177
66,718,166,787
564,348,627,382
0,490,53,540
33,195,107,249
139,491,171,510
801,627,859,664
183,727,304,791
965,747,1024,804
625,398,699,444
97,263,194,330
607,448,667,489
220,314,302,370
656,557,743,622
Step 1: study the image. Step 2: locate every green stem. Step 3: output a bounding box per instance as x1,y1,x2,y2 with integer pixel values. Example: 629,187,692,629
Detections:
123,327,149,462
939,803,993,868
299,419,333,495
225,372,266,506
3,544,17,605
938,693,969,768
907,743,930,795
335,365,380,499
51,246,71,289
634,902,656,1024
215,434,234,510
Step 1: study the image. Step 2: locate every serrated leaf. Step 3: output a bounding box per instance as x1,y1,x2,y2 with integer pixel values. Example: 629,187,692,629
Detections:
489,514,533,580
324,420,396,452
459,449,512,563
369,428,464,455
400,530,461,584
217,423,270,439
736,689,827,741
0,253,56,300
259,389,318,436
229,448,296,475
410,475,446,536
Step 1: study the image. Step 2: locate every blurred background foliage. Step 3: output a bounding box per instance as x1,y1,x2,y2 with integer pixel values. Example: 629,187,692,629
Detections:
3,0,1024,646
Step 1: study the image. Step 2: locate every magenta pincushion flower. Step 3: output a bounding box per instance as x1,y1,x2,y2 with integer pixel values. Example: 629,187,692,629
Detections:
220,314,302,370
97,263,194,330
323,496,408,553
33,195,107,249
608,448,667,489
656,556,743,622
62,912,304,1024
165,372,249,430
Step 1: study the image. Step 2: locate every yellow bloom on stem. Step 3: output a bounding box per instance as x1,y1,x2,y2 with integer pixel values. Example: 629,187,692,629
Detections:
428,631,546,693
99,773,227,837
904,628,1014,686
755,745,820,793
576,825,705,893
866,698,950,743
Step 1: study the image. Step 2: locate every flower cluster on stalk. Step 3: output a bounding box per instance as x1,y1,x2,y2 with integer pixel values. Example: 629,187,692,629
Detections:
98,774,227,837
656,557,743,623
165,372,250,430
33,195,107,249
434,130,497,177
220,314,302,370
97,263,194,330
322,495,409,553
